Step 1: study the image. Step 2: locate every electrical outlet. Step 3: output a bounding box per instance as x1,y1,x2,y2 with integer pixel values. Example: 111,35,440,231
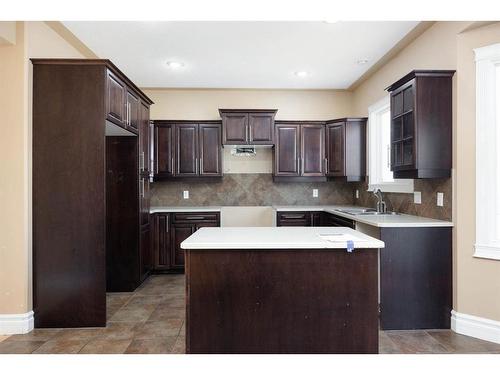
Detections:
355,189,359,199
437,192,444,207
414,191,422,204
183,190,189,199
313,189,319,198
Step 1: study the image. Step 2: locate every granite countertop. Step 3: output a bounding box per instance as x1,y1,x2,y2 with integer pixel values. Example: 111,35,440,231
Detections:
273,205,454,228
150,206,221,213
181,227,385,250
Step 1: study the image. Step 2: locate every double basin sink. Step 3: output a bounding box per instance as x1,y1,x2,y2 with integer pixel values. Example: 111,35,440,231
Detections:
334,208,400,216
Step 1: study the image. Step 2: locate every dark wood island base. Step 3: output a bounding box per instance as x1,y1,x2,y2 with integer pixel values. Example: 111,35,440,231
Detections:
185,248,379,354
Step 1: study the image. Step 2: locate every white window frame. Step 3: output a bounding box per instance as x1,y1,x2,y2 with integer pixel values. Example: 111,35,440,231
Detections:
474,43,500,260
367,96,414,193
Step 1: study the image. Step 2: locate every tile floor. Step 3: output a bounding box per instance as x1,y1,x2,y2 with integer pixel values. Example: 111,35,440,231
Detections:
1,274,500,354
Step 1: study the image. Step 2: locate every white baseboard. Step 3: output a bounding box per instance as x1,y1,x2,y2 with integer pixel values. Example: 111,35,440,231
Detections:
451,310,500,344
0,311,34,335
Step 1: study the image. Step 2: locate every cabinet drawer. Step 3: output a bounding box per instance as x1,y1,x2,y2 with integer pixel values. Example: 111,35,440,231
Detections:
277,212,312,226
172,212,220,223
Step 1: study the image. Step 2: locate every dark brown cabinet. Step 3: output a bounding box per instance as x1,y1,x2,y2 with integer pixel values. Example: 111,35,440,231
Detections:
220,109,277,145
153,121,222,179
32,59,153,328
387,70,455,179
152,211,221,272
154,122,174,178
273,122,325,181
276,211,322,227
106,69,126,126
138,102,150,175
325,118,367,182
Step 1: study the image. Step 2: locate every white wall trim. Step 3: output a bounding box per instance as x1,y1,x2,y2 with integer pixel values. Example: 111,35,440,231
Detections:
0,311,34,335
474,244,500,260
451,310,500,344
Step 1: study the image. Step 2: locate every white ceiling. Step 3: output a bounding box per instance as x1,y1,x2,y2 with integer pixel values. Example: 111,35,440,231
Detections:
63,21,419,89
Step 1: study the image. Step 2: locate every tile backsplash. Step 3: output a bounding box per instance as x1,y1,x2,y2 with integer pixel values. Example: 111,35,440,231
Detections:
150,174,354,207
353,178,452,221
151,174,452,221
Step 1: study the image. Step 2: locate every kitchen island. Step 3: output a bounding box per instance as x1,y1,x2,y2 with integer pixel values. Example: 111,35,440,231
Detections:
181,227,384,354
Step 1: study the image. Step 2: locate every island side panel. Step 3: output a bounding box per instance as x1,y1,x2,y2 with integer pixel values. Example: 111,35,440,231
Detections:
185,249,379,354
379,227,452,330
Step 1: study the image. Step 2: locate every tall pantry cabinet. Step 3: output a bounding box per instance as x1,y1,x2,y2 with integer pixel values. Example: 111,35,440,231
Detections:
32,59,153,328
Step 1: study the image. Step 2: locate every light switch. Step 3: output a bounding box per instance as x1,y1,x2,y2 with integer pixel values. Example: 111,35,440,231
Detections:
355,189,360,199
437,192,444,207
313,189,319,198
414,191,422,204
183,190,189,199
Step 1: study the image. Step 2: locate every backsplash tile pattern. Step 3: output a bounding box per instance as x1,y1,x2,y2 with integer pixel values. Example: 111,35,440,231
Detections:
151,174,355,207
353,178,452,221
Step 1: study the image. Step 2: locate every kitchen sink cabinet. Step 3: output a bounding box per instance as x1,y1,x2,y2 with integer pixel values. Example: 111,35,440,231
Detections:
152,212,221,272
387,70,455,179
153,121,222,179
325,118,367,182
273,121,326,181
220,109,277,145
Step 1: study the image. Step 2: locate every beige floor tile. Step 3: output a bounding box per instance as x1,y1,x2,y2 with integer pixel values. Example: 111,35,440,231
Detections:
160,297,185,309
134,319,183,339
50,328,104,342
79,338,133,354
125,337,177,354
108,306,156,323
378,331,403,354
33,339,89,354
171,336,186,354
148,306,185,321
0,340,44,354
124,295,167,308
427,330,500,353
6,328,62,342
0,335,11,343
384,330,449,354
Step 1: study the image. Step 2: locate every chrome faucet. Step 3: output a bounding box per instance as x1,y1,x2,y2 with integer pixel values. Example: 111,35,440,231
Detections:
373,188,387,213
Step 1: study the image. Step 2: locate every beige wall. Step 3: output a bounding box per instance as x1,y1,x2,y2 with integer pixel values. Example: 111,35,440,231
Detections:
352,21,500,321
455,23,500,321
0,21,85,315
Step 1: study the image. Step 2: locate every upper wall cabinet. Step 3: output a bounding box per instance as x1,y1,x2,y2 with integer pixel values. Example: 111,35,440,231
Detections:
387,70,455,179
153,120,222,179
325,118,367,182
219,109,277,145
273,122,326,181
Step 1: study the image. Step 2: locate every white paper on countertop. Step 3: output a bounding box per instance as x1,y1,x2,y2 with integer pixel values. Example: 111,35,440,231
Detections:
318,233,369,243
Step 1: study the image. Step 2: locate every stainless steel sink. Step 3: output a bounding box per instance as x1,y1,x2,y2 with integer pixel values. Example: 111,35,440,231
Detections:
334,208,399,216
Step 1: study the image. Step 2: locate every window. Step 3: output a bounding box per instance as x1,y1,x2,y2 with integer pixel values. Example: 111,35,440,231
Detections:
367,96,413,193
474,43,500,260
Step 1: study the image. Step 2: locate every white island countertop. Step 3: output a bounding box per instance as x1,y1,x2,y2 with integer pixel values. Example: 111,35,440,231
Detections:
273,205,453,228
181,226,385,250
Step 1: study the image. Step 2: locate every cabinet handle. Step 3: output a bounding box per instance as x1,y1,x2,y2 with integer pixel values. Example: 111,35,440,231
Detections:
199,157,203,175
195,157,198,174
140,152,145,171
325,158,329,173
185,216,205,220
140,179,145,198
301,157,304,175
171,156,174,174
387,144,391,168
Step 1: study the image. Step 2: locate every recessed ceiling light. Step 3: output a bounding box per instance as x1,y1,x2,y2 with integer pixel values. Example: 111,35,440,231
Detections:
357,59,369,65
294,71,309,77
166,61,184,69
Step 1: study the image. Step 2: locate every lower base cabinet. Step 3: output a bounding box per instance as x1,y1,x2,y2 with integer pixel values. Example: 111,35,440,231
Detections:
152,212,221,272
276,211,352,228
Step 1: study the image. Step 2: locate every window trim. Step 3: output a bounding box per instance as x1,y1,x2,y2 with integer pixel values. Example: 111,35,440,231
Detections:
474,43,500,260
367,96,414,193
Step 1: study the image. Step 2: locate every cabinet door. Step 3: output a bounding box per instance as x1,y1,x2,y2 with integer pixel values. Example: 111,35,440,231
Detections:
326,123,345,176
199,123,222,176
155,124,174,177
301,124,325,176
153,214,170,270
126,90,140,132
139,177,150,226
106,70,126,126
222,113,248,145
170,224,194,269
175,124,198,176
274,124,300,176
138,102,150,174
140,224,152,281
248,113,274,144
